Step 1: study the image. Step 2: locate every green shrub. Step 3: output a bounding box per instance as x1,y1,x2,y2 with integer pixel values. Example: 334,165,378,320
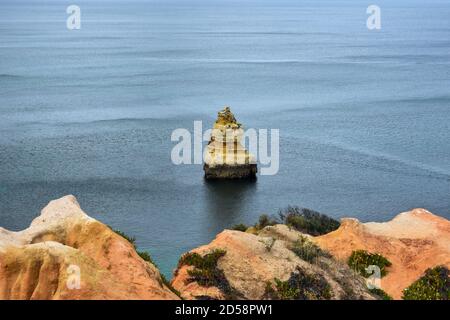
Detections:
278,206,340,236
289,236,331,264
110,227,154,265
402,266,449,300
111,228,136,246
347,250,392,278
178,249,237,299
178,249,226,271
256,214,279,230
264,267,332,300
137,250,154,264
161,273,182,298
187,267,227,287
369,288,393,300
269,279,300,300
231,223,248,232
230,206,339,235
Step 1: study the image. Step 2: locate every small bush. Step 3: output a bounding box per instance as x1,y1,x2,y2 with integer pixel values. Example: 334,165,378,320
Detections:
290,236,331,264
269,279,300,300
264,267,332,300
231,223,248,232
369,288,393,300
111,228,136,246
347,250,391,278
402,266,449,300
278,206,340,236
178,249,237,298
137,250,154,264
178,249,226,271
256,214,279,230
230,206,339,236
110,227,153,264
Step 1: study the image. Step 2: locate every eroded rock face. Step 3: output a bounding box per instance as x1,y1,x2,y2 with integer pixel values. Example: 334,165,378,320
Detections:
2,197,447,301
204,106,257,179
171,225,375,300
0,195,179,300
315,209,450,299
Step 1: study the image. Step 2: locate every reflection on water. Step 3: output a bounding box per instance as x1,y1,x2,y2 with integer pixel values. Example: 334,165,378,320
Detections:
203,179,257,232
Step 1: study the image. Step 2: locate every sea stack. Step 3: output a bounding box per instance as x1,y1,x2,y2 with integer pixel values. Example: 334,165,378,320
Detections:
204,106,257,179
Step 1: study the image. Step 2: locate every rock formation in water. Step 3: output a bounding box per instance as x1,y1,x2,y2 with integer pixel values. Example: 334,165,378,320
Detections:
0,195,179,300
315,208,450,299
203,106,257,179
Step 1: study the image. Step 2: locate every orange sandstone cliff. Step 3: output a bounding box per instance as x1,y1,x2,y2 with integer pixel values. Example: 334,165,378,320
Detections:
1,195,448,300
171,225,376,300
0,195,179,300
315,208,450,299
172,210,449,300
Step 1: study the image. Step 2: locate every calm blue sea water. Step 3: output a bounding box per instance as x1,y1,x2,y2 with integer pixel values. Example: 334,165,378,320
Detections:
1,0,449,277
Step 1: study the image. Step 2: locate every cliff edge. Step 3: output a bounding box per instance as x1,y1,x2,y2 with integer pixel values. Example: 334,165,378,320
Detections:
1,196,448,300
0,195,179,300
315,208,450,299
171,225,376,300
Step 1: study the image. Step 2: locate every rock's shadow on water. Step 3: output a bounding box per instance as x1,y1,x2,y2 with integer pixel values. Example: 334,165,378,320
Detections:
202,179,257,229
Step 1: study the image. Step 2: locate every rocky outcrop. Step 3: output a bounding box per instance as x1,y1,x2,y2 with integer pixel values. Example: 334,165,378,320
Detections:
2,196,447,301
171,209,450,300
171,225,375,300
204,106,257,179
0,195,179,300
315,209,450,299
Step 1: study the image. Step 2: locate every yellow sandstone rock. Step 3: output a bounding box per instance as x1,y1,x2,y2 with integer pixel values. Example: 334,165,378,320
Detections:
204,106,257,179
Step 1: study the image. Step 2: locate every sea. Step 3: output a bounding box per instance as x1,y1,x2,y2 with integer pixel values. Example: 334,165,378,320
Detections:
1,0,449,277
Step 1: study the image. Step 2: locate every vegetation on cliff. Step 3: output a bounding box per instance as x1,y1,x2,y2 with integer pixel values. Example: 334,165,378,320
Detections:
231,223,249,232
279,206,340,236
231,214,277,231
347,250,392,278
289,235,331,264
111,227,156,264
112,228,136,244
177,249,238,299
264,267,332,300
402,266,450,300
232,206,340,236
369,288,393,300
110,227,181,297
6,195,447,300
